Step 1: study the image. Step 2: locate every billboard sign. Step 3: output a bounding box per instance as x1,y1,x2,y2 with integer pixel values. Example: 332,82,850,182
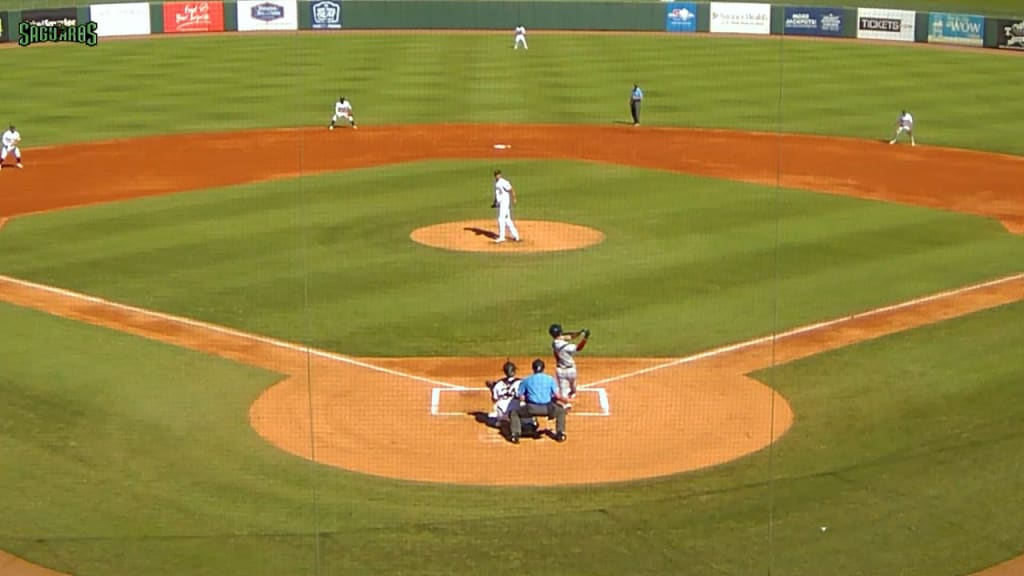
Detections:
90,2,152,37
162,2,225,33
783,7,844,37
927,12,984,46
311,0,341,30
709,2,770,34
237,0,298,31
857,8,915,42
665,2,697,33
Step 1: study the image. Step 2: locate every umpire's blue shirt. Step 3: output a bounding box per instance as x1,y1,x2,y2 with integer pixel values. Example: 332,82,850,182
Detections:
632,87,643,101
519,373,558,404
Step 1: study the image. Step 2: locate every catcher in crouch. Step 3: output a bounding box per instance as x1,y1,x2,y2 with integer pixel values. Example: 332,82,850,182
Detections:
549,323,590,410
487,360,541,436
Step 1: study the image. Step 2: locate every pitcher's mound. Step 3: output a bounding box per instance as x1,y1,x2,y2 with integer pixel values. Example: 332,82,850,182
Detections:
411,219,605,253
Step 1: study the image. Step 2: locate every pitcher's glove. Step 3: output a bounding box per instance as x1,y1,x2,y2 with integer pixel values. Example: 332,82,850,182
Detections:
582,328,591,338
490,201,498,208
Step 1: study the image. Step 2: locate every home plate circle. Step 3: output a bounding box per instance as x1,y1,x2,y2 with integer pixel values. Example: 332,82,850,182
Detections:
493,144,512,150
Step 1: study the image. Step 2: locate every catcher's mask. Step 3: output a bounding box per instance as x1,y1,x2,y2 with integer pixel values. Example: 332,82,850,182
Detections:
503,361,516,378
531,358,545,373
548,323,563,338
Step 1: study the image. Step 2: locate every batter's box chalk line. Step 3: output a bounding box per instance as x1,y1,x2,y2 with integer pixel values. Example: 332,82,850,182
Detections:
430,386,610,417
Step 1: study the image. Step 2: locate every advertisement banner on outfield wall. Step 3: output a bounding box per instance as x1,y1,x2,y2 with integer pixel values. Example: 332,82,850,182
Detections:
709,2,770,34
0,12,8,43
237,0,298,31
665,2,697,33
783,7,844,37
90,2,151,37
996,19,1024,50
163,2,225,33
310,0,342,30
21,8,79,29
856,8,915,42
927,12,983,46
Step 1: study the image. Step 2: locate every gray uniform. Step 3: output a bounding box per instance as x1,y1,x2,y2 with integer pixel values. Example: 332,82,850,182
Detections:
552,338,579,398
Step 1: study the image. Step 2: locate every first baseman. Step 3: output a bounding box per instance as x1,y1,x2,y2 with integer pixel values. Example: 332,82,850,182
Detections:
1,125,23,170
549,323,590,410
889,110,915,146
492,169,520,243
328,97,357,130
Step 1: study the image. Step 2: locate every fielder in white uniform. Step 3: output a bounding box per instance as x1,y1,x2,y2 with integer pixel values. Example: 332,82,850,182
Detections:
492,169,520,243
1,125,23,170
328,97,357,130
486,360,523,425
549,323,590,410
514,25,528,50
889,110,915,146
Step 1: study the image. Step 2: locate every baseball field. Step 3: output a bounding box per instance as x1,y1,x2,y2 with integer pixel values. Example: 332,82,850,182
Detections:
1,1,1023,575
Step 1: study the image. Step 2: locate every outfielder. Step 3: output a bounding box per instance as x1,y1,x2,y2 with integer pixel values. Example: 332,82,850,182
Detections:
889,110,915,146
328,97,357,130
492,169,520,243
549,323,590,410
513,25,528,50
1,125,23,170
486,360,523,425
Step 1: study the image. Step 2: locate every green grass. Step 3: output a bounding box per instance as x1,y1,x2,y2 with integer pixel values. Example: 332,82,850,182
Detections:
1,160,1021,357
1,296,1021,576
6,33,1024,154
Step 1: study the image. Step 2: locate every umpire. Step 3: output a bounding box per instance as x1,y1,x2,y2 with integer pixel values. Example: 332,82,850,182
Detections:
509,358,568,444
629,83,644,126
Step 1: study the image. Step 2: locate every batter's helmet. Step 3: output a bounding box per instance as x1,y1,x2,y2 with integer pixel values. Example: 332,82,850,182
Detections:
503,361,517,378
548,323,563,338
531,358,545,373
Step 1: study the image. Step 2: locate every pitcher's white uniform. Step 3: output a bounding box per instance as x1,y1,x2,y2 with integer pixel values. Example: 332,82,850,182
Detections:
889,111,915,146
493,173,520,243
489,375,522,422
1,126,23,169
329,98,357,130
552,337,579,399
514,25,528,50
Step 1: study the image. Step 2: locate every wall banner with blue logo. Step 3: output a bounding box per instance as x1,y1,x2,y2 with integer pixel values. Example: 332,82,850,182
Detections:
237,0,298,31
665,2,697,33
783,7,844,37
927,12,984,46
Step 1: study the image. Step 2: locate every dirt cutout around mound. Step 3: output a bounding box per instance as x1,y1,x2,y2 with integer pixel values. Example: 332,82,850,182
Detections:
1,124,1023,575
411,219,604,252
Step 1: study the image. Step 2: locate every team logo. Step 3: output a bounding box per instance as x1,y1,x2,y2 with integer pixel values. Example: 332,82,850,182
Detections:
1004,20,1024,48
668,7,694,22
251,2,285,22
312,0,341,29
19,20,98,47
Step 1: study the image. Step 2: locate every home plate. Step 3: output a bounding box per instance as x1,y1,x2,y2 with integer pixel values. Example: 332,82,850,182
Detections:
493,144,512,150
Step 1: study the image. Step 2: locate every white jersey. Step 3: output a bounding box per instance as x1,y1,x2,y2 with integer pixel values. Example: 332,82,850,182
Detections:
898,112,913,128
2,130,20,148
494,177,513,209
490,376,521,402
336,101,352,116
552,338,578,370
515,26,526,36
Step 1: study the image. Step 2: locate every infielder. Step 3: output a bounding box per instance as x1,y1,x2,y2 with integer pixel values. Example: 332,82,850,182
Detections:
889,110,915,146
492,169,520,243
549,323,590,410
486,360,523,425
328,97,357,130
1,125,23,170
513,25,528,50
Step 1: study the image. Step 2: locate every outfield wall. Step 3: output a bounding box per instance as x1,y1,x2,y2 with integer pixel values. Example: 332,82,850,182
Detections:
0,1,1021,50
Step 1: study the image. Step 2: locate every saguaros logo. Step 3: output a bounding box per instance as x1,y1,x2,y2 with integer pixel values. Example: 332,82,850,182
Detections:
19,21,99,46
251,2,284,22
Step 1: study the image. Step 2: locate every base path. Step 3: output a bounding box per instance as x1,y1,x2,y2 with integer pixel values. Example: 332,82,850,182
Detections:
0,124,1022,575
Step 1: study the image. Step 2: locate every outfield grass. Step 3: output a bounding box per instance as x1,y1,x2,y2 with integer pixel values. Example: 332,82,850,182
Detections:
2,299,1021,576
6,33,1024,154
1,160,1021,357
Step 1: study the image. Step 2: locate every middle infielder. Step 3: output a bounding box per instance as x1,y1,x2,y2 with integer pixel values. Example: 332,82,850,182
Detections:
513,25,528,50
889,110,915,146
549,323,590,410
328,97,357,130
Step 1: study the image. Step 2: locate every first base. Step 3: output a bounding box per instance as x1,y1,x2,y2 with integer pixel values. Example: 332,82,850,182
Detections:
493,144,511,150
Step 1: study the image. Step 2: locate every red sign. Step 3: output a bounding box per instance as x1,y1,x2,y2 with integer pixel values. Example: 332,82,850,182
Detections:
163,2,225,33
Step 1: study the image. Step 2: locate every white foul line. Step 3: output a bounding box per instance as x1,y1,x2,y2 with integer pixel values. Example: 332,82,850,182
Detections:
0,274,464,390
580,272,1024,389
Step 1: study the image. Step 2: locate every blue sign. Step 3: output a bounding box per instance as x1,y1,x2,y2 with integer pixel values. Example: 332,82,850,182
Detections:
783,7,844,37
665,2,697,33
311,0,341,30
928,12,984,46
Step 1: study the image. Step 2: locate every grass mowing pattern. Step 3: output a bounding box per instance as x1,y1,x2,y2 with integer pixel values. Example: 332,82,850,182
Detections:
1,160,1021,357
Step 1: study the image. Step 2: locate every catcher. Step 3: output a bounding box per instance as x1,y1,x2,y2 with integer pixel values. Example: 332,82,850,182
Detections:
486,360,539,436
549,323,590,410
1,125,23,170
